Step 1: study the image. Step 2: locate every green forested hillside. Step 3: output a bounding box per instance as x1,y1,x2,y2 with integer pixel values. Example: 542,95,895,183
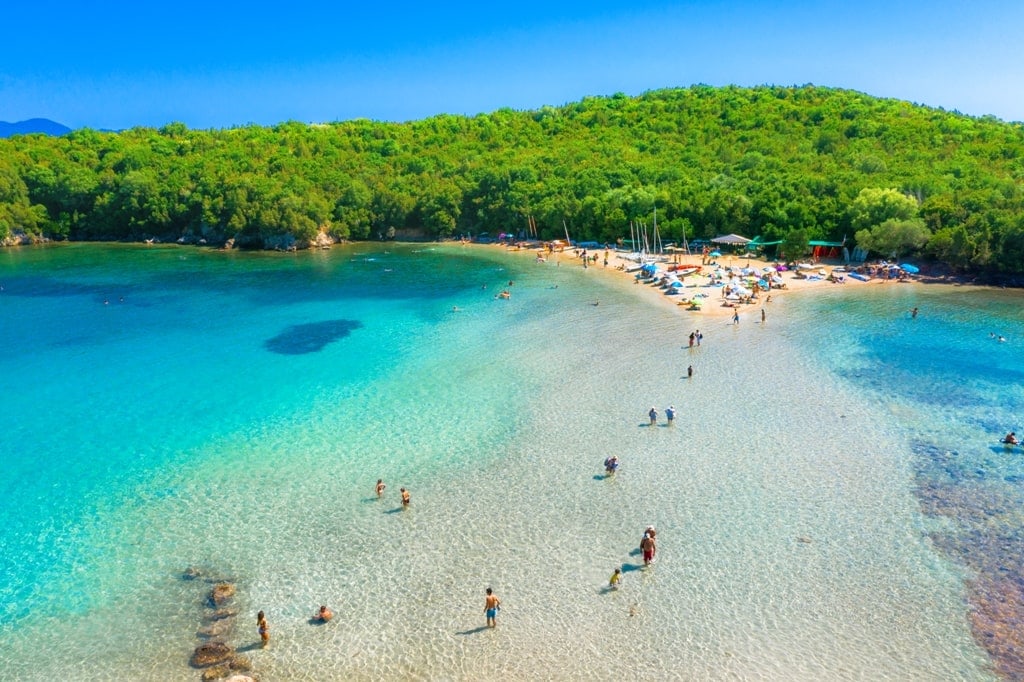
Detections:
2,85,1023,271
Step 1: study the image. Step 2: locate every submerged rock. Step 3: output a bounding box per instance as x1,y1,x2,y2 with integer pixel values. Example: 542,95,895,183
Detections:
190,641,234,668
201,664,231,681
182,566,203,581
264,319,363,355
204,608,238,623
197,618,234,639
209,582,236,607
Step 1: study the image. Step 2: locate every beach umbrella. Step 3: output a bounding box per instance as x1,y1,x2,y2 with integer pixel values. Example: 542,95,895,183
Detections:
709,250,722,258
900,264,920,274
669,280,685,288
762,266,776,273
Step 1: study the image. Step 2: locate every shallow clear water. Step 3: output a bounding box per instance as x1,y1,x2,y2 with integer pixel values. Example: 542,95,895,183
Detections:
0,245,1015,680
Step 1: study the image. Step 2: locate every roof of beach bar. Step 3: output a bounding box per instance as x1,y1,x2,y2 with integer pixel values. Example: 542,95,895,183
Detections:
711,234,752,245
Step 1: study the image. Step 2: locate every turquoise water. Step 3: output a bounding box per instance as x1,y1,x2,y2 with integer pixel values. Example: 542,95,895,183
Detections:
0,244,1018,680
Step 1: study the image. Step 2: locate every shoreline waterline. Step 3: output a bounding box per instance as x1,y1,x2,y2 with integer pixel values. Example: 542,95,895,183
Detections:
0,242,1016,679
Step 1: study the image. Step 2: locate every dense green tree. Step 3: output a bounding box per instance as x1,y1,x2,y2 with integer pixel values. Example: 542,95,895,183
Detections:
855,218,931,259
781,228,811,261
1,85,1023,273
848,188,921,232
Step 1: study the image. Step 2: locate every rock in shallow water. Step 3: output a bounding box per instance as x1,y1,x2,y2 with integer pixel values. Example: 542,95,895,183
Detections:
201,663,231,681
197,618,234,639
190,641,234,668
209,582,236,607
204,608,238,623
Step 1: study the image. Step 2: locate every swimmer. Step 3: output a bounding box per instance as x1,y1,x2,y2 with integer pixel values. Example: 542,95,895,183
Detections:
999,335,1007,342
484,588,501,628
376,479,386,497
910,307,919,319
400,488,410,506
452,306,461,312
1003,432,1019,445
313,605,333,622
609,568,622,589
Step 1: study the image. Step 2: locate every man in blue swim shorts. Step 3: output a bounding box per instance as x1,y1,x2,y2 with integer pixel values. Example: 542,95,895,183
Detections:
484,587,501,628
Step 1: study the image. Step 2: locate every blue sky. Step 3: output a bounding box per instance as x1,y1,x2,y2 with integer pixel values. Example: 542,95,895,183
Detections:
2,0,1021,130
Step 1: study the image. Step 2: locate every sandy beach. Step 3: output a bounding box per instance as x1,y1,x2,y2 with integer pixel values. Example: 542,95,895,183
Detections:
490,241,885,320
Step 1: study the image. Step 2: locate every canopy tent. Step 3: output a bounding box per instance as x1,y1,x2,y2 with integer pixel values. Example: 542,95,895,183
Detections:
809,239,846,260
711,234,752,245
745,236,783,251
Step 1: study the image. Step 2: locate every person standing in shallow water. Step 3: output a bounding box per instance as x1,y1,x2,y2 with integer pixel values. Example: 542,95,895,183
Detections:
648,406,658,425
257,610,269,647
687,365,693,379
376,479,386,498
733,310,740,325
640,532,656,566
484,588,501,627
400,488,410,507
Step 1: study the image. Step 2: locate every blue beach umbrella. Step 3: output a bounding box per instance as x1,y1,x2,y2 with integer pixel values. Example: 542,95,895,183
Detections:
900,264,920,274
710,250,722,258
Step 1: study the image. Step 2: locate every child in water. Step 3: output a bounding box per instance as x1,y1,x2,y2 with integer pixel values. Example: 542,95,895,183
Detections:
609,568,622,589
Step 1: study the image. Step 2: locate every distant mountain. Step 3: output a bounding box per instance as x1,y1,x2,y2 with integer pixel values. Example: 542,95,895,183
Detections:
0,118,71,138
